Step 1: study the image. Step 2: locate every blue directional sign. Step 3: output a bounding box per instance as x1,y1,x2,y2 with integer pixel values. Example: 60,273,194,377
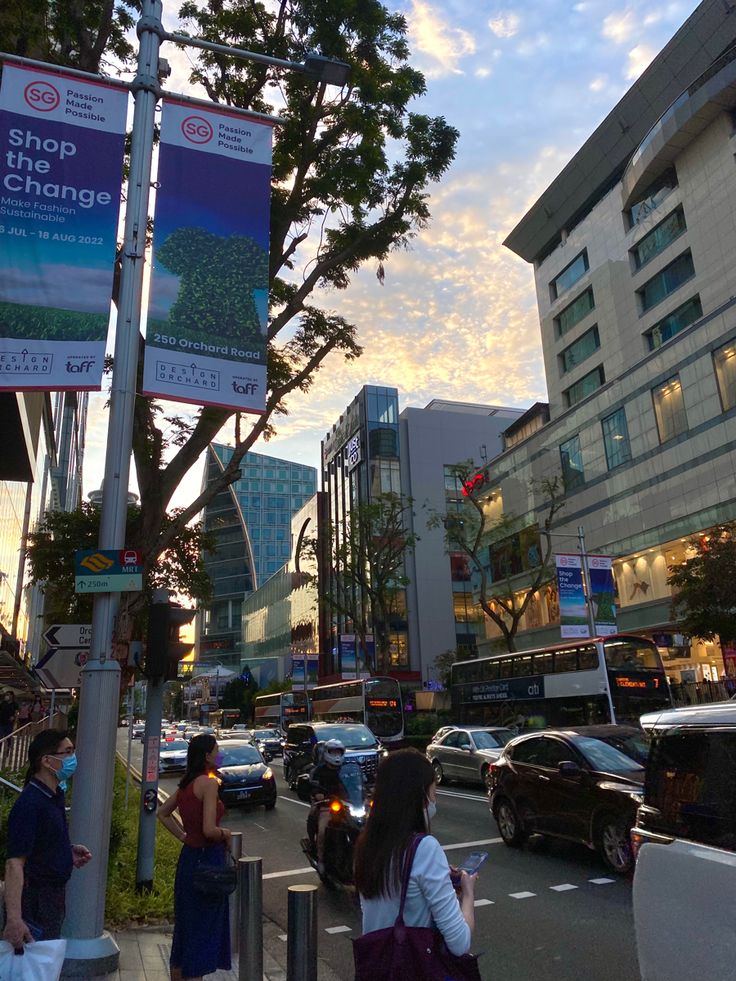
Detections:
74,549,143,594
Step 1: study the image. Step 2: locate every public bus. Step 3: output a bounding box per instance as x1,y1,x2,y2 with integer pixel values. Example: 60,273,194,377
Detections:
450,634,672,729
253,690,309,732
309,677,404,744
208,708,241,730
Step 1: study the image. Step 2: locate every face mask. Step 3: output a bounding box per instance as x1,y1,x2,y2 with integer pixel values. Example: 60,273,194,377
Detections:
215,752,224,768
425,800,437,825
51,753,77,788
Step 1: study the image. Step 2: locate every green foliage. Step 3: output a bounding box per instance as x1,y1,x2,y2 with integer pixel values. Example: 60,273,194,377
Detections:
0,301,107,341
221,675,258,721
433,649,458,688
668,525,736,645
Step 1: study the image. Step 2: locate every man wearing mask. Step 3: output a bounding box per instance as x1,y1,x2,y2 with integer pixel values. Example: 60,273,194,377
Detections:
0,690,18,739
3,729,92,945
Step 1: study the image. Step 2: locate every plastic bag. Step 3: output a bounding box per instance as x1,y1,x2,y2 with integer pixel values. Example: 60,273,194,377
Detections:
0,939,66,980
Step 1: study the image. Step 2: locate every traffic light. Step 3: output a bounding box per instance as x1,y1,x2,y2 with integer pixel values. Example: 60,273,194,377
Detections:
146,598,196,682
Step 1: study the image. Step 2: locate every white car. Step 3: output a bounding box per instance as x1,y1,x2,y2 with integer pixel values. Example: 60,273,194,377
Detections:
159,739,189,777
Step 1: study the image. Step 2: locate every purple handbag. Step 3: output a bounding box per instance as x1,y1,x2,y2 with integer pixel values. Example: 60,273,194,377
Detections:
353,835,482,981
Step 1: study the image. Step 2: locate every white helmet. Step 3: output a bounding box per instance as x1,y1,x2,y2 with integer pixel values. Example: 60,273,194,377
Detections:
323,739,345,766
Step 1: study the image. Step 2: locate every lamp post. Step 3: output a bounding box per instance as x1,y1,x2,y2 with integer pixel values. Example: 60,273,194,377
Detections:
60,1,349,972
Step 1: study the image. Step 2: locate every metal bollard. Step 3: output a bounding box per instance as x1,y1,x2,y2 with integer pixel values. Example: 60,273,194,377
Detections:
238,856,263,981
229,832,243,956
286,884,318,981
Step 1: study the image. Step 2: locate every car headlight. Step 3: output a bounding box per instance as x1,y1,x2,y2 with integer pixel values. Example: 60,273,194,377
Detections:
263,768,274,781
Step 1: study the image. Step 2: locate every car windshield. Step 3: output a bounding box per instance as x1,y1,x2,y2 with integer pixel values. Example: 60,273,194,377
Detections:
576,736,644,773
220,745,263,766
317,725,378,750
162,740,188,752
472,730,513,749
604,732,650,765
254,730,278,740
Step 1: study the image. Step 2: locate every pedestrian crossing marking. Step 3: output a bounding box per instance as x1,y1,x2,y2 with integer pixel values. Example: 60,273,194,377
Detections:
325,925,352,934
277,934,287,942
474,899,494,906
509,891,536,899
550,883,578,891
589,877,615,884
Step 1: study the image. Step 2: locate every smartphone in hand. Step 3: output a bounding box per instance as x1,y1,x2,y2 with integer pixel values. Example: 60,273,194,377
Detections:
457,851,488,876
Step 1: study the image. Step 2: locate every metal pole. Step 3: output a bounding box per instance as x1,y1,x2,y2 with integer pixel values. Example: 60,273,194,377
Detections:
135,678,163,890
125,685,134,808
578,526,616,723
63,1,162,969
238,857,263,981
229,832,243,956
287,884,318,981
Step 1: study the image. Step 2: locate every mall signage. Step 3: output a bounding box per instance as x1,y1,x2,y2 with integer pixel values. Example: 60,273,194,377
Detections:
0,64,127,390
555,553,589,638
143,99,273,413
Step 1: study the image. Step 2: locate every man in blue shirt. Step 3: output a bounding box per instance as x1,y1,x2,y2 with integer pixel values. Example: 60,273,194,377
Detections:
3,729,91,946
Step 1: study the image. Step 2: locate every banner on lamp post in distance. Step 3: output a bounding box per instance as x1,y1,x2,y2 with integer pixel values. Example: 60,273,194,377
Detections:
587,554,617,636
143,99,273,412
0,64,127,390
555,553,590,639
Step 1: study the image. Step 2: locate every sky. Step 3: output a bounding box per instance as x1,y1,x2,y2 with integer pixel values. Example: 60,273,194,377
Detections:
82,0,700,506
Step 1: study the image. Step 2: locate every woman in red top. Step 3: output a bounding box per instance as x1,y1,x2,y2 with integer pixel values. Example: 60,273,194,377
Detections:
158,733,233,980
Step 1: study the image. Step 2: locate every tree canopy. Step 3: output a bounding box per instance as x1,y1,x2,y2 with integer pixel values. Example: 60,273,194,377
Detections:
668,525,736,645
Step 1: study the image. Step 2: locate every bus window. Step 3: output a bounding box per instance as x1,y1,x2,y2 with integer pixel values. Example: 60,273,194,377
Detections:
605,638,660,669
578,645,599,670
535,651,554,674
515,655,534,677
499,658,515,679
554,649,577,673
482,660,499,681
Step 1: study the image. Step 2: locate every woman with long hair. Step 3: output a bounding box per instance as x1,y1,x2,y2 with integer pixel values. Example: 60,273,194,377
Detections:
354,748,476,957
157,733,232,981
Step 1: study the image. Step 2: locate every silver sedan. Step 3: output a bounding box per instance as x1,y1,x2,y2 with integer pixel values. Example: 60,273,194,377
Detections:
426,727,514,788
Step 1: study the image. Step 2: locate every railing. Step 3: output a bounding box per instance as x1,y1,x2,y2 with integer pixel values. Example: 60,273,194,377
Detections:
0,712,67,776
670,680,731,707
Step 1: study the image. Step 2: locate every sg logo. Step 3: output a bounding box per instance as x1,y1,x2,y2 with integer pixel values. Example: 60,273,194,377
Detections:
181,115,213,144
24,81,60,112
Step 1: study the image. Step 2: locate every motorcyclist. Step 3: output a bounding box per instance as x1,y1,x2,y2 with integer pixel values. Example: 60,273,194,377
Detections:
308,738,346,876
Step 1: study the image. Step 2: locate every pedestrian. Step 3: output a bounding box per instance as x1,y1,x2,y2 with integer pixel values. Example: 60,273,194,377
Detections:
157,733,232,980
0,690,18,739
29,696,43,724
16,700,32,728
354,748,477,962
2,728,92,945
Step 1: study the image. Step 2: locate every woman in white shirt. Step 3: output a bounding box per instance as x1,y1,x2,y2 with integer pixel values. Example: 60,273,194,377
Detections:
354,748,476,957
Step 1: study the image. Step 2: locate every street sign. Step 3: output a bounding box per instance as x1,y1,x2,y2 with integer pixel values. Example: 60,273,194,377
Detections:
43,624,92,649
74,549,143,594
34,647,89,689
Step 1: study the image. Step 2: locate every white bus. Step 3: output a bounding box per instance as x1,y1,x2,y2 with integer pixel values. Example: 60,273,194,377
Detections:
253,690,309,732
309,677,404,743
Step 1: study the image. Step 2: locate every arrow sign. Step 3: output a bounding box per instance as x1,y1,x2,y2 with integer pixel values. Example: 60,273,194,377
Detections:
43,624,92,649
34,648,88,689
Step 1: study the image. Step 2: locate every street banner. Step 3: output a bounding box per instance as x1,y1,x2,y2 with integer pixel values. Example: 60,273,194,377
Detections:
588,554,617,635
340,634,357,678
291,654,319,690
143,99,273,412
555,554,590,638
0,64,127,389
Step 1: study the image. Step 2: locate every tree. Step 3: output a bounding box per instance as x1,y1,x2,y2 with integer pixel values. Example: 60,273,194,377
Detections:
220,674,258,721
323,492,417,673
429,463,565,653
668,525,736,645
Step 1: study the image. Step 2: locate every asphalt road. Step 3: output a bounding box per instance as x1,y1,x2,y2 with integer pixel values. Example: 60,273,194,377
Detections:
119,729,642,981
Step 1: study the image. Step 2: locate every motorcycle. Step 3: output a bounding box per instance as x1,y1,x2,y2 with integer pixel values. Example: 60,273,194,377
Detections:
299,761,369,886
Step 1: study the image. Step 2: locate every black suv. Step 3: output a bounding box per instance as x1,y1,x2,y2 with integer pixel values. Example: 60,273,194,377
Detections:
489,727,645,873
284,722,382,789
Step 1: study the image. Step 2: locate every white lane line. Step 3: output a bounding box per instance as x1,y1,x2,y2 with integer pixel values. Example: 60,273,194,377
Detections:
437,790,488,802
474,899,494,907
443,838,503,851
550,884,578,892
509,891,536,900
589,877,615,885
263,867,316,880
325,925,352,935
278,795,310,807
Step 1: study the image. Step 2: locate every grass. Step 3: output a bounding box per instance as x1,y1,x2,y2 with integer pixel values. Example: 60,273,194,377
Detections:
0,300,107,340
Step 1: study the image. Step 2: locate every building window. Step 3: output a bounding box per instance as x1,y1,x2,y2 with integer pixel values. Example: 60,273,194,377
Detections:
652,376,688,443
559,435,584,490
627,168,678,227
602,408,632,470
550,250,589,300
631,207,686,269
637,250,694,312
559,325,600,374
555,287,595,337
714,342,736,411
645,295,702,351
563,365,605,407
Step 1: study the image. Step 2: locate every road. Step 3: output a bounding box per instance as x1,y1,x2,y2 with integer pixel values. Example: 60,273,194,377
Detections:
119,729,642,981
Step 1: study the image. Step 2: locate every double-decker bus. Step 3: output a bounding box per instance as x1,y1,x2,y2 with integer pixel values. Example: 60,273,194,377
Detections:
253,690,309,732
208,708,241,730
309,677,404,744
450,634,672,729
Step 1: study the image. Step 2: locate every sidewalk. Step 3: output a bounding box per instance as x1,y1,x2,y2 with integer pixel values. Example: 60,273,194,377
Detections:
96,913,343,981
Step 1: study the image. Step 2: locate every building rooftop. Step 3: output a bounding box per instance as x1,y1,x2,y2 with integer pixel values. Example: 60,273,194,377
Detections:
420,399,525,418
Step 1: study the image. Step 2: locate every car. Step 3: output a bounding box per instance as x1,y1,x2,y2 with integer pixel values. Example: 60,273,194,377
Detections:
283,722,382,790
158,739,189,777
132,723,145,740
632,701,736,981
231,724,249,732
426,727,515,788
489,726,645,873
250,728,284,759
428,725,457,744
183,728,201,741
216,740,277,810
556,724,650,766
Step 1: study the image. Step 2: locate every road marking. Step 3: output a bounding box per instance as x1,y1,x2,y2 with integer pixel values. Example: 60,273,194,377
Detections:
550,884,578,892
509,891,536,899
443,838,503,851
589,877,615,885
278,795,310,807
325,925,352,935
263,867,316,880
278,934,287,942
474,899,494,907
437,789,488,802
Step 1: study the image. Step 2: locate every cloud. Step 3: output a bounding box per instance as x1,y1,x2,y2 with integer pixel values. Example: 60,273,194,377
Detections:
474,67,492,79
602,9,636,44
626,44,657,79
488,12,520,38
589,76,607,92
407,0,476,77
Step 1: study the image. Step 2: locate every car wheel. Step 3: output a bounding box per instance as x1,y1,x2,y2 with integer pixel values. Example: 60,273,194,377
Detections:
431,760,444,785
597,814,633,874
265,800,276,811
495,797,526,847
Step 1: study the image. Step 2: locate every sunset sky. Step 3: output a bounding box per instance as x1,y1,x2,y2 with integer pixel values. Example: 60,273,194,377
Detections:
82,0,700,505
